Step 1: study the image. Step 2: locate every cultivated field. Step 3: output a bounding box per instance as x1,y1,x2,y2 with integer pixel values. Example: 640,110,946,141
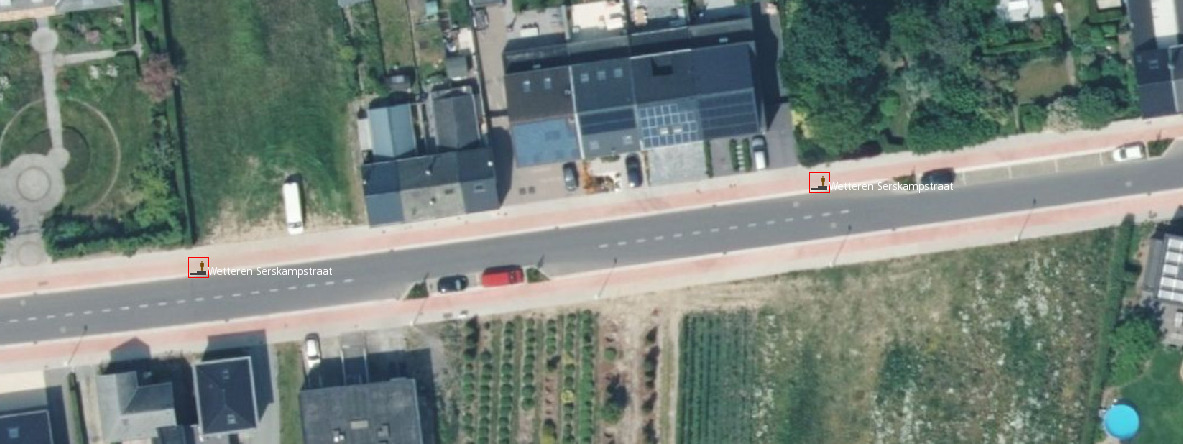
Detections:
674,228,1126,444
169,0,359,237
434,310,663,444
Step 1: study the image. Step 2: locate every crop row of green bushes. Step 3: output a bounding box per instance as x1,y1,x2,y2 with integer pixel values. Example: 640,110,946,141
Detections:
677,312,757,444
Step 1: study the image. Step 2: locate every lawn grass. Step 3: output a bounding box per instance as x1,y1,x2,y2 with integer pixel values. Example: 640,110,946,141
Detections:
57,100,121,211
1061,0,1092,29
58,56,153,215
0,102,47,165
374,0,416,68
676,227,1123,444
347,1,389,92
0,21,43,129
415,22,446,69
1119,349,1183,443
169,0,358,234
1015,57,1073,103
276,344,307,444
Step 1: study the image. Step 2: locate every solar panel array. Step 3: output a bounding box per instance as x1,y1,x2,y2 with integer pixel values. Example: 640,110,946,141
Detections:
637,102,701,148
580,109,637,135
698,92,759,139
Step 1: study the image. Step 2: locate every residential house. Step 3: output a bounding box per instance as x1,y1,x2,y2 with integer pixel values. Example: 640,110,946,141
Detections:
0,409,53,444
361,146,498,225
503,12,762,166
1144,233,1183,346
1128,0,1183,116
996,0,1046,22
0,0,122,22
299,378,424,444
192,356,259,440
95,371,186,443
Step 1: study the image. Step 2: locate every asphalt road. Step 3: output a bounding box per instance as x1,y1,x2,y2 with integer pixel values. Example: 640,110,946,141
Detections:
3,157,1183,345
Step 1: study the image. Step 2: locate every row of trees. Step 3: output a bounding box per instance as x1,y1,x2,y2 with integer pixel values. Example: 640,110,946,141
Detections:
784,0,1138,164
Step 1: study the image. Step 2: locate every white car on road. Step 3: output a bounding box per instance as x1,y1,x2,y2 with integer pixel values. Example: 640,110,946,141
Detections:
304,334,322,371
1112,143,1146,162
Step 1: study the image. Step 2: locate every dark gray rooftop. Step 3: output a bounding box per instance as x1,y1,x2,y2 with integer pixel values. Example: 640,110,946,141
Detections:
506,66,575,122
1135,49,1181,117
299,379,424,444
511,118,582,166
193,356,258,437
0,410,53,444
432,90,482,151
361,147,499,225
571,59,635,112
1127,0,1183,51
445,53,470,80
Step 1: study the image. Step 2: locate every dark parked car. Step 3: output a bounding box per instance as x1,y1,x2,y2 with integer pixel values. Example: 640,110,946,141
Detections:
919,168,956,185
625,154,643,187
437,275,469,293
563,162,579,191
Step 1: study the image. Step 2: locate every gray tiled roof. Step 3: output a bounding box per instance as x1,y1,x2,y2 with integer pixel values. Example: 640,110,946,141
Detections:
193,357,258,437
369,104,418,161
361,147,499,225
0,410,52,444
97,372,177,443
432,90,481,151
299,379,424,444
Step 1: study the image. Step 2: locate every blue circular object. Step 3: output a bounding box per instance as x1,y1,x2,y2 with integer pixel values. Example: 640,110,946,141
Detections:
1104,404,1140,440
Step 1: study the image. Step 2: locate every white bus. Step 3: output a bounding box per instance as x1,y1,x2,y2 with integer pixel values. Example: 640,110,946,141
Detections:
283,181,304,235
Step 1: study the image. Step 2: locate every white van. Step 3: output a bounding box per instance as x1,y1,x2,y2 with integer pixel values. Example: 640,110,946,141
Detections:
751,136,768,171
282,181,304,235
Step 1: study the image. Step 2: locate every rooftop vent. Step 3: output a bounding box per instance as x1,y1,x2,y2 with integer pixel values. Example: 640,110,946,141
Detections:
350,419,370,430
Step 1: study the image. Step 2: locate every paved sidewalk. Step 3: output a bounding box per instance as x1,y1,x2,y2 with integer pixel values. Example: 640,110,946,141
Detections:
3,115,1183,297
2,186,1180,373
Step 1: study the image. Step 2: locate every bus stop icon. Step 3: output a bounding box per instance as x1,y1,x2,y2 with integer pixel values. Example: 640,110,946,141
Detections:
809,172,831,193
188,257,210,278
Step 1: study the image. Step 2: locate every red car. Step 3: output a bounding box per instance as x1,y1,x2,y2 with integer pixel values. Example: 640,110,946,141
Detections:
481,266,524,287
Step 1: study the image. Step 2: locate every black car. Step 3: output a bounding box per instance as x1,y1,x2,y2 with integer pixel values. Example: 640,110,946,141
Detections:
919,168,956,185
562,162,579,191
625,154,643,187
437,275,469,293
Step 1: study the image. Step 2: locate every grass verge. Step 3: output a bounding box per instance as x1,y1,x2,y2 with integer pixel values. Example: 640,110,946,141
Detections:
277,344,306,444
169,0,357,235
1120,349,1183,443
374,0,415,68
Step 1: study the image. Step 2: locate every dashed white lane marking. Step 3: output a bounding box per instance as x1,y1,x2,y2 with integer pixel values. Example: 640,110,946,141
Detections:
120,306,129,311
65,312,74,317
176,299,186,304
250,290,260,295
822,212,832,217
710,228,720,233
45,315,55,319
269,288,279,293
158,302,168,307
654,235,664,241
26,317,36,321
803,215,813,220
617,241,628,246
728,225,738,230
214,295,224,300
673,233,683,238
830,222,838,229
635,238,646,244
7,319,17,323
287,286,297,291
83,310,93,315
343,278,354,283
599,243,609,249
766,220,776,225
692,230,702,235
306,283,316,288
102,308,112,313
840,209,850,214
139,304,149,309
195,297,205,302
785,217,794,222
747,222,757,228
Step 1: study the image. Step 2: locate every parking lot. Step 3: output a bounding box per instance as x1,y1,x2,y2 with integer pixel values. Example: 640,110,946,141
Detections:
956,149,1125,186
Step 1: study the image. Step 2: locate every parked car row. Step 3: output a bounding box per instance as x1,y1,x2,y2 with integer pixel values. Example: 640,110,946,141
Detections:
427,265,525,296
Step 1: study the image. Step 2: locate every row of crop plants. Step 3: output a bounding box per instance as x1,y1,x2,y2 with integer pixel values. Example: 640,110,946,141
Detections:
676,311,757,444
448,311,603,444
